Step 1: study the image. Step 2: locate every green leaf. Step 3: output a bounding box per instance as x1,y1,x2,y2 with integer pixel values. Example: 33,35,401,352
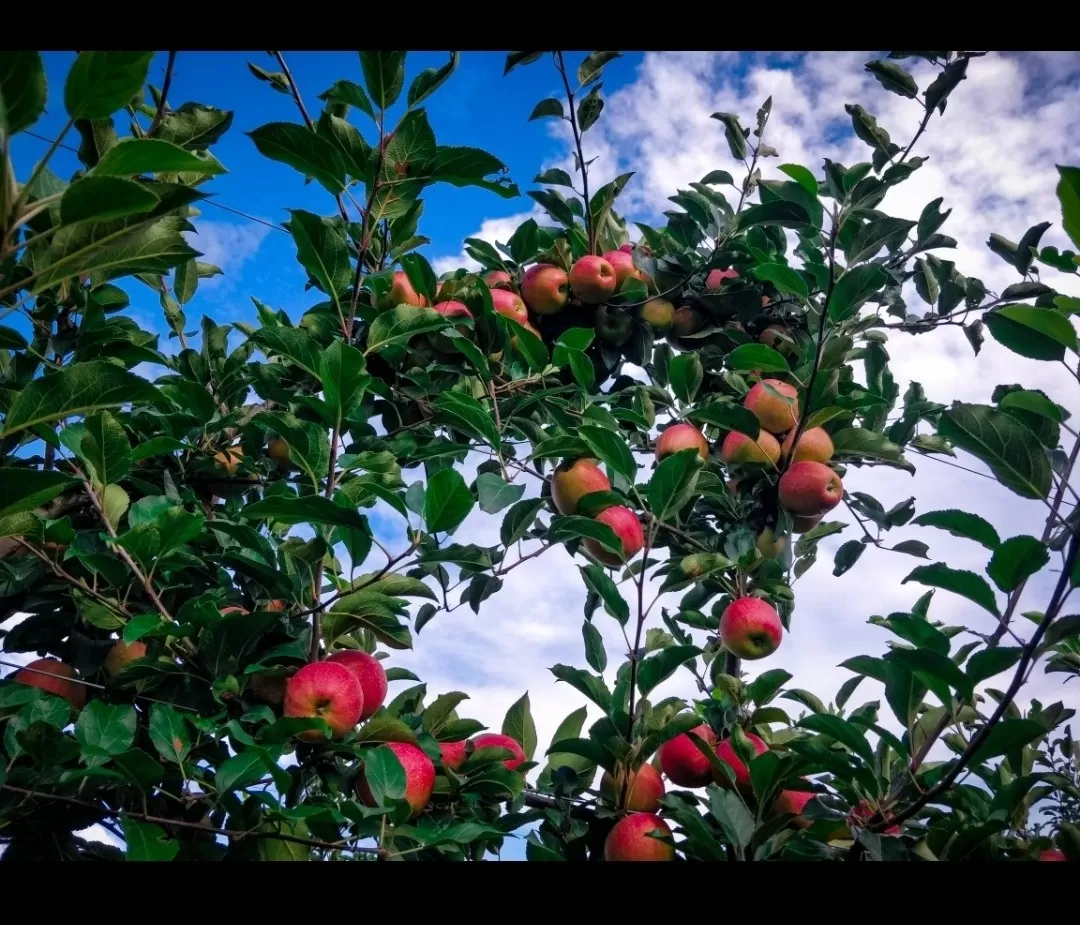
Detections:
93,138,227,177
912,509,1000,551
577,84,603,132
669,352,704,403
75,701,137,764
1,362,161,439
155,103,233,150
799,713,874,765
360,51,406,110
318,80,377,121
79,411,131,490
121,815,179,861
751,263,808,301
216,749,270,794
831,427,914,473
903,563,1000,617
865,60,919,98
726,343,789,373
887,648,974,705
502,692,537,761
688,402,760,439
846,217,917,265
737,200,810,230
998,389,1063,422
504,52,545,75
0,51,46,134
1057,165,1080,251
578,51,621,87
938,403,1052,501
251,327,322,378
407,53,459,108
648,448,703,522
0,470,75,520
435,391,500,448
829,264,888,322
424,468,474,534
637,645,701,697
833,539,866,577
967,719,1047,767
65,51,153,120
59,176,159,224
366,305,447,354
578,425,637,484
287,209,353,301
987,536,1049,593
476,473,525,514
247,122,346,194
967,647,1023,686
320,340,369,426
363,745,407,805
580,564,630,625
986,305,1078,360
529,98,564,121
711,111,747,160
708,788,755,851
582,621,607,673
500,498,545,547
778,163,817,195
241,494,368,531
148,704,190,764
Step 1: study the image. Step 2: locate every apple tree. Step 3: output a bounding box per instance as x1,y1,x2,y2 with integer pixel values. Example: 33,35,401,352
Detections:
1,49,1078,862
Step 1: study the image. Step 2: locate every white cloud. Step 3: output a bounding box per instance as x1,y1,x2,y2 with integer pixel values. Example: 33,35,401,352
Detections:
183,220,272,288
431,210,546,277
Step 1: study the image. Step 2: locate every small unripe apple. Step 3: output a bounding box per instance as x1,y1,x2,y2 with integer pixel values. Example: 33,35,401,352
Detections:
720,430,781,466
720,597,783,660
521,263,570,315
778,461,844,517
706,267,738,289
603,813,675,862
14,658,86,710
267,437,292,469
713,732,768,791
658,724,717,788
491,288,529,324
472,733,526,770
600,763,665,813
283,661,364,743
670,306,706,338
326,649,388,721
782,426,834,464
594,304,633,346
357,742,436,818
656,423,708,462
585,505,645,567
744,379,799,434
756,526,786,560
484,269,514,291
439,740,467,771
569,255,616,304
104,639,147,676
551,458,611,515
640,298,674,331
375,271,423,311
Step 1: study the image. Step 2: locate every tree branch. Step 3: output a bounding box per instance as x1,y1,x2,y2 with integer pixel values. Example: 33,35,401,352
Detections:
555,52,593,255
146,51,177,138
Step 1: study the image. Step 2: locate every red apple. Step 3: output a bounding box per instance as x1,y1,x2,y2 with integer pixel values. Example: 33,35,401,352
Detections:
744,379,799,434
439,740,467,771
484,269,514,291
265,599,287,612
619,243,634,254
782,426,834,464
713,732,768,790
14,658,86,710
600,763,665,813
656,423,708,462
375,270,424,310
719,597,783,660
472,733,526,770
658,724,717,788
847,799,901,835
778,461,844,517
551,458,611,515
491,288,529,324
720,430,781,466
356,741,436,818
603,813,675,861
669,305,706,338
773,786,815,829
325,649,388,721
103,639,147,676
706,267,739,289
283,661,364,742
601,249,638,288
1039,849,1067,861
521,263,570,315
585,505,644,567
569,255,616,304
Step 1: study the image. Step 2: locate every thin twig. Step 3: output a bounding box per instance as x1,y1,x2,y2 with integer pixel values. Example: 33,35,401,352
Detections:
146,51,177,137
555,52,593,255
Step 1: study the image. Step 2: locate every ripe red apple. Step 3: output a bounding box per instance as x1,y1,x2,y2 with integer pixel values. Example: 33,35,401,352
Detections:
484,269,514,291
782,426,834,464
720,430,781,466
656,423,709,462
569,255,616,304
356,741,436,818
249,671,287,706
641,298,674,331
706,267,739,289
601,249,640,288
491,288,529,324
472,733,526,770
283,661,364,742
792,512,824,533
1039,849,1067,861
585,505,644,567
551,458,611,515
594,304,633,345
220,605,248,616
14,658,86,710
325,649,388,721
603,813,675,861
773,786,815,829
618,242,634,254
600,763,665,813
713,732,768,790
375,270,424,310
658,724,717,788
103,639,147,676
669,305,706,338
439,740,467,771
779,461,844,517
520,263,570,315
744,379,799,434
265,599,287,612
432,299,473,324
720,597,783,660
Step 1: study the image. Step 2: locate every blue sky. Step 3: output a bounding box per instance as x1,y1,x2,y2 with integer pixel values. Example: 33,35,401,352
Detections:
6,51,1080,860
